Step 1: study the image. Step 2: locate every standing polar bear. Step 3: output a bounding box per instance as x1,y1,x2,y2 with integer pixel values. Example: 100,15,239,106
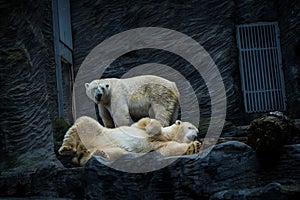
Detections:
58,116,201,165
85,75,179,127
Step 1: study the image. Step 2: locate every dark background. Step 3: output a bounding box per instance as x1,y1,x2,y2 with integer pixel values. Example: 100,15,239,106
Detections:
0,0,299,199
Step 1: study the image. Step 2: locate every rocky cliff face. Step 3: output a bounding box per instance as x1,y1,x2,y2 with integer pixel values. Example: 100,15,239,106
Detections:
0,0,59,171
278,0,300,118
83,141,300,200
1,141,300,199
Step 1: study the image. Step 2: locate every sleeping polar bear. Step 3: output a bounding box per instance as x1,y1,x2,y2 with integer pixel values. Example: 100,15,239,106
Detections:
58,116,201,165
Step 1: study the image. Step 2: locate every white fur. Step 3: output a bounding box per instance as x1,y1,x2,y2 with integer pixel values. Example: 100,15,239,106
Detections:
85,75,179,127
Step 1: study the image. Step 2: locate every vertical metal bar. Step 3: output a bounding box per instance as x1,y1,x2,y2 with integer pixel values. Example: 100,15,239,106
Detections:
255,26,263,112
245,26,255,112
243,26,251,112
245,26,254,111
237,26,249,112
274,24,281,111
261,24,271,111
256,25,264,112
58,0,73,50
264,24,275,111
271,24,281,110
276,24,283,109
274,23,286,110
52,0,64,118
254,26,263,112
268,25,275,111
247,26,258,112
250,26,260,112
242,26,250,112
273,24,280,111
255,26,264,112
264,24,277,111
269,24,278,111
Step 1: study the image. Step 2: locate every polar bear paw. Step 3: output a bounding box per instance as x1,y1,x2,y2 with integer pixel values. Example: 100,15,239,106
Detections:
184,141,202,155
132,117,162,136
94,149,110,160
58,145,75,155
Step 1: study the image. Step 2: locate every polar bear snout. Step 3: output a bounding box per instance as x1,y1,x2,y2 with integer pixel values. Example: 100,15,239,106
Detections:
187,132,198,142
95,89,102,101
95,93,102,101
185,127,199,142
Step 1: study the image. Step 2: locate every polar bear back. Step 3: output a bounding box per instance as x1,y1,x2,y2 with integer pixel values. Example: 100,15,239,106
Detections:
115,76,179,120
117,75,179,95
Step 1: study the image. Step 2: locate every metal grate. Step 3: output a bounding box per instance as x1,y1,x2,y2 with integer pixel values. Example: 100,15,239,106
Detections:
237,22,286,113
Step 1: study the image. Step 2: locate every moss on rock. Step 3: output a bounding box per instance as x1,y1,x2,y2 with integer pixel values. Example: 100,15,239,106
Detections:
52,118,70,142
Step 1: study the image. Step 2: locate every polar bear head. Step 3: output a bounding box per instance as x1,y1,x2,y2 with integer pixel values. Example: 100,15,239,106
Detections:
161,120,199,143
85,79,111,103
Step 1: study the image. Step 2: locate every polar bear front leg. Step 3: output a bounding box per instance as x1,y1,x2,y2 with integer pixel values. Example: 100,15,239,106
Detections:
183,141,202,155
157,141,201,157
150,104,172,127
99,104,115,128
111,100,133,126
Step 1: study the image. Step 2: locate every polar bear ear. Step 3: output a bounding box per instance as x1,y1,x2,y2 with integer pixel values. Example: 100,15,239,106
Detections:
175,120,182,125
85,83,90,89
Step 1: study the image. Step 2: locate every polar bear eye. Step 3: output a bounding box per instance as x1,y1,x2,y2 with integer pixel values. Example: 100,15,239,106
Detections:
188,127,193,130
99,85,105,90
105,84,109,88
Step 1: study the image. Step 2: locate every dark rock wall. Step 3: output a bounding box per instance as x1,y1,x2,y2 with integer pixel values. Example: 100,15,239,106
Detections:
1,142,299,199
84,142,300,200
278,0,300,118
0,0,59,171
0,1,299,199
70,0,243,124
70,0,300,123
0,164,84,199
235,0,300,119
235,0,279,24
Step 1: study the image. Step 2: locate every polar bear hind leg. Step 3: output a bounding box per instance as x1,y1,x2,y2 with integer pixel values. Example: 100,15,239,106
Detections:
74,143,95,165
137,84,179,126
58,125,79,155
151,103,177,127
171,103,179,125
58,118,98,166
149,87,179,126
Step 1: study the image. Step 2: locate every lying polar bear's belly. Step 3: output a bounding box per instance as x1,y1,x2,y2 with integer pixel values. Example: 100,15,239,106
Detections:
105,126,153,153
